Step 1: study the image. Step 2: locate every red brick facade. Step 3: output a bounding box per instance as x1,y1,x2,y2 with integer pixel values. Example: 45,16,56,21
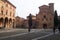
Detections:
16,3,55,29
36,3,54,29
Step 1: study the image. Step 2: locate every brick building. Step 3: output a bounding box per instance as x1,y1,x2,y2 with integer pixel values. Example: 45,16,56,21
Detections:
36,3,54,29
18,3,55,29
27,14,37,29
15,16,25,28
0,0,16,29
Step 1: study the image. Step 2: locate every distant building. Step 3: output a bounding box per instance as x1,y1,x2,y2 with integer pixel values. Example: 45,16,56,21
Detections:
0,0,16,29
15,16,25,28
23,19,29,28
26,3,54,29
15,3,55,29
27,14,37,29
36,3,54,29
15,15,37,29
58,16,60,20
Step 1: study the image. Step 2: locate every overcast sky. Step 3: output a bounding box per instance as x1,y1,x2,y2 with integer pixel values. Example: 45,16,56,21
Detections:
9,0,60,19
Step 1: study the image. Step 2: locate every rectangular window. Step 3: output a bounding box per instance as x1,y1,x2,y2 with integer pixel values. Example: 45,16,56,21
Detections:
1,6,4,10
1,10,3,15
10,12,11,16
6,4,8,7
13,14,14,17
6,10,8,15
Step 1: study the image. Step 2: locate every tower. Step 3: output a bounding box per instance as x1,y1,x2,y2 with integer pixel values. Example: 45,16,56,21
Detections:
49,3,54,14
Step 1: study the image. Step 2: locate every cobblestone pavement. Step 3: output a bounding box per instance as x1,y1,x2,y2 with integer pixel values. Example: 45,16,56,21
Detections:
0,29,56,40
38,33,60,40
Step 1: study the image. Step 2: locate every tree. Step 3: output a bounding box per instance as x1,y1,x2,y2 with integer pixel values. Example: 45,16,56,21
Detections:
53,10,58,34
28,14,32,32
54,10,58,27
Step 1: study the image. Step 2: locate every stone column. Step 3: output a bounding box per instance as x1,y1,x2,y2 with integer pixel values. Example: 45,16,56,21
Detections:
3,19,5,28
13,21,16,28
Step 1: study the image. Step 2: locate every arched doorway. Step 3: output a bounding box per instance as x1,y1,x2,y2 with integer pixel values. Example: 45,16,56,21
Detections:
13,22,14,28
0,18,4,29
43,24,47,29
4,17,8,28
9,18,12,28
13,19,15,28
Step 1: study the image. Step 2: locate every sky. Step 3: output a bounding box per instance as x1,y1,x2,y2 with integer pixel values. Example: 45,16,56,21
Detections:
9,0,60,19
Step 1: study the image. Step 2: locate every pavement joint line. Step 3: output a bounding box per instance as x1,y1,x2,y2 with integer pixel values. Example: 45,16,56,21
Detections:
32,32,58,40
0,29,51,39
0,29,43,33
0,30,18,33
0,30,42,39
0,33,28,39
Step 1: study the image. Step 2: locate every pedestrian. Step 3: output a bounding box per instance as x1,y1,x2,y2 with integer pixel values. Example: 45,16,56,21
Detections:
58,26,60,33
53,26,56,34
28,14,32,32
58,20,60,33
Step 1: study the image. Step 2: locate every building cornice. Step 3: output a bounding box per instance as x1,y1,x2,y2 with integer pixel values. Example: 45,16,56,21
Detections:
6,0,16,8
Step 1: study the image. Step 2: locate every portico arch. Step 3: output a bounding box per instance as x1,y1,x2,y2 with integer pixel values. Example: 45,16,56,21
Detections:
0,18,4,29
9,18,12,28
13,19,15,28
4,17,8,28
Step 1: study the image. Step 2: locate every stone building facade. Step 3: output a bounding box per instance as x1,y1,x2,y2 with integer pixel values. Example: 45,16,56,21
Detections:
23,19,29,28
15,16,25,28
36,3,54,29
17,3,54,29
0,0,16,29
27,14,37,29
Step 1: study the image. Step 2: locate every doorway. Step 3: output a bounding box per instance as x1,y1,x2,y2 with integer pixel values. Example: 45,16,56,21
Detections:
43,24,47,29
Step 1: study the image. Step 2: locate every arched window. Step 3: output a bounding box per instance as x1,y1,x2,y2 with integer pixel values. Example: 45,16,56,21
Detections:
44,15,46,18
43,15,48,21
